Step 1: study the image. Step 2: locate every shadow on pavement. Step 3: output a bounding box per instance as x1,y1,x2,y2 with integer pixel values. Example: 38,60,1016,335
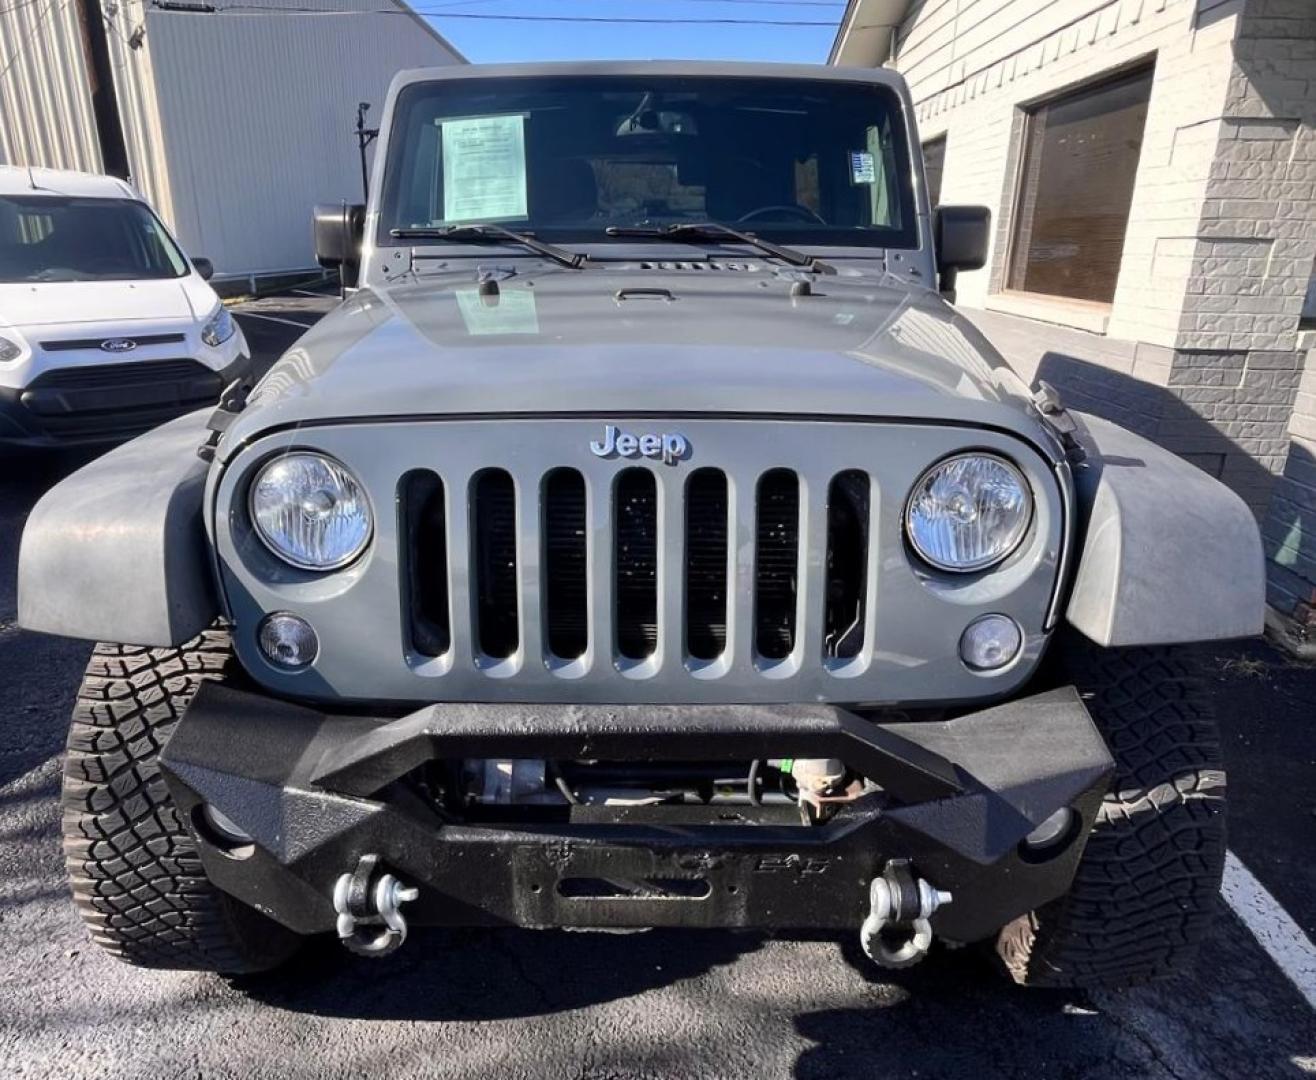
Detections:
238,924,763,1022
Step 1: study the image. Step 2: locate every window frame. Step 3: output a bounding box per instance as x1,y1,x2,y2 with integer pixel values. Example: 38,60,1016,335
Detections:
921,134,946,210
999,60,1156,312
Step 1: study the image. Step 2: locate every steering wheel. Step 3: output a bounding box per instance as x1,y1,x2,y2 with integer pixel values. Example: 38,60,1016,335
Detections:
737,204,826,225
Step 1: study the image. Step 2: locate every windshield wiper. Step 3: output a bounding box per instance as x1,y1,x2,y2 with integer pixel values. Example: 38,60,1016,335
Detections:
390,224,586,270
604,222,814,267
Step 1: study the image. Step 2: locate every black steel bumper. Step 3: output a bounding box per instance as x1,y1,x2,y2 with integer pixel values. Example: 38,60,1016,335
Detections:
160,685,1114,943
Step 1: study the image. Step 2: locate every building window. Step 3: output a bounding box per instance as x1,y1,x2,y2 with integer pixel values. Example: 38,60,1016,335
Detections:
922,135,946,208
1006,64,1154,305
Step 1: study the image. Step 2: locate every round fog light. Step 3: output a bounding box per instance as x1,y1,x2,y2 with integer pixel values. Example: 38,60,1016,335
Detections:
959,614,1023,672
1024,807,1075,851
258,612,319,670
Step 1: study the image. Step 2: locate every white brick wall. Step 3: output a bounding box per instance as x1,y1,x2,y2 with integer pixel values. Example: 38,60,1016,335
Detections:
896,0,1243,341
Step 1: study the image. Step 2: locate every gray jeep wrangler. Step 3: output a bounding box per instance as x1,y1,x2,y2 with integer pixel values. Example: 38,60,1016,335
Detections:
19,62,1264,987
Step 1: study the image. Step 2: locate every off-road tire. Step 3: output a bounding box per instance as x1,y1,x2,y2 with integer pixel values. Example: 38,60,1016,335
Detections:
62,628,299,973
996,635,1226,988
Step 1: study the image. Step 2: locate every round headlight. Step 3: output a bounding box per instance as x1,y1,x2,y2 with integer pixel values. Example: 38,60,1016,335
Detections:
249,453,372,570
905,453,1032,572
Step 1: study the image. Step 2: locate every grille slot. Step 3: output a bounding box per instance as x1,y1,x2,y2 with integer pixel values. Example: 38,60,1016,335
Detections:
685,468,729,661
27,358,208,387
40,333,187,352
472,469,519,659
615,468,658,660
824,471,870,660
543,469,589,660
754,469,800,661
401,470,450,657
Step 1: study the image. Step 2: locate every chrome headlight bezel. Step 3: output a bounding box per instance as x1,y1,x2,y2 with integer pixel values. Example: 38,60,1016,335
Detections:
903,451,1034,573
248,452,374,571
200,304,236,348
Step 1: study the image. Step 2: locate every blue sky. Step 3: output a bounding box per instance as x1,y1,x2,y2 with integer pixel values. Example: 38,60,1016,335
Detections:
423,0,843,64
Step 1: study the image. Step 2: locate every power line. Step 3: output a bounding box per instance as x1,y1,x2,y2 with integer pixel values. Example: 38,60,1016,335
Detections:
0,0,51,16
0,0,66,82
160,3,839,24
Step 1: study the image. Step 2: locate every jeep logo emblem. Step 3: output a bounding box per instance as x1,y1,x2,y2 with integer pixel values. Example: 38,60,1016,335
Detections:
100,338,137,353
589,424,690,465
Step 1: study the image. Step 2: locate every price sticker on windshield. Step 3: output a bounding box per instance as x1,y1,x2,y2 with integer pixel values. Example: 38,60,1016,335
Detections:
441,114,529,223
849,151,877,185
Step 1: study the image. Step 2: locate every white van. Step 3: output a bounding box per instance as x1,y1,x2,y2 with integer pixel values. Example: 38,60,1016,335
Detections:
0,167,250,448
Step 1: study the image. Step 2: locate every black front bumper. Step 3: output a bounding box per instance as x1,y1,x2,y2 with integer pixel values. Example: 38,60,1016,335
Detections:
0,353,252,449
161,685,1113,943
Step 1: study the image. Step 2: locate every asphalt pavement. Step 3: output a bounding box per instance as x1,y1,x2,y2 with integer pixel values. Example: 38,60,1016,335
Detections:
0,289,1312,1079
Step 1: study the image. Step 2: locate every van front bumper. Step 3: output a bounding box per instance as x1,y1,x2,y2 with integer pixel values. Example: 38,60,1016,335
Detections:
160,684,1113,943
0,352,252,449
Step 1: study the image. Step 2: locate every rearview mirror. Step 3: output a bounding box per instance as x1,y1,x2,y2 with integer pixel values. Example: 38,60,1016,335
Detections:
932,205,990,303
191,257,214,281
313,203,365,289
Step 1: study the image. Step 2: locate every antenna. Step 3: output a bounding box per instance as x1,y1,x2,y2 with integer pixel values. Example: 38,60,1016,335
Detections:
27,163,37,190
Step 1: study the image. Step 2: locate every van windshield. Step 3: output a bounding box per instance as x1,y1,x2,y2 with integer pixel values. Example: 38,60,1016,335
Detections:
377,75,919,252
0,195,189,283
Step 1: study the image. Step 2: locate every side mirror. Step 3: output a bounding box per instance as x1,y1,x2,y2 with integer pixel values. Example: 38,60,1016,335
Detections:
313,203,365,289
932,205,991,303
191,256,214,281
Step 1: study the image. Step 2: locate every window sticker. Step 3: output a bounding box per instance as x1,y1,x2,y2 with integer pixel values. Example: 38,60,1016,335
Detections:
455,286,539,335
441,114,528,223
849,150,876,185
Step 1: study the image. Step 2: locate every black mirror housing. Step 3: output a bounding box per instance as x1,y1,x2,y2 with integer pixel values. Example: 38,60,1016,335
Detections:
191,256,214,281
932,205,991,303
313,203,365,271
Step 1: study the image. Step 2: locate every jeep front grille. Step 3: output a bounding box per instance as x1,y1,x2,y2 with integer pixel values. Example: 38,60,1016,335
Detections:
219,418,1064,705
401,458,853,675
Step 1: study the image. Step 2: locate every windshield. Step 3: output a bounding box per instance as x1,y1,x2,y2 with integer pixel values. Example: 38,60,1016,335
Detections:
378,76,919,252
0,195,189,283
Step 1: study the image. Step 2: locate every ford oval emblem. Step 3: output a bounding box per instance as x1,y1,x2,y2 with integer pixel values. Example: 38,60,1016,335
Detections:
100,338,137,353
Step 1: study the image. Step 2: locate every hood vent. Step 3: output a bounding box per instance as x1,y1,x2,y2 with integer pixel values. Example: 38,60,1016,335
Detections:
637,261,762,272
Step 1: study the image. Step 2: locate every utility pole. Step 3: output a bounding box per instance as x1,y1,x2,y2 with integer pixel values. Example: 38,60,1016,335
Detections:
73,0,130,178
356,102,379,202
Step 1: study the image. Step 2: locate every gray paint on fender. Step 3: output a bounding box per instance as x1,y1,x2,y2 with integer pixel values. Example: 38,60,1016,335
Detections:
17,410,218,646
1064,412,1265,647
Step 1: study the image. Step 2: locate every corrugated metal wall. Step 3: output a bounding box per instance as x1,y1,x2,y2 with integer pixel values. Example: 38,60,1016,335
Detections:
0,0,103,171
144,0,461,277
2,0,459,276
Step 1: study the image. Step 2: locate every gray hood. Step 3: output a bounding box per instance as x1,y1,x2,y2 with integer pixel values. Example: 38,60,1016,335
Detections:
223,262,1054,457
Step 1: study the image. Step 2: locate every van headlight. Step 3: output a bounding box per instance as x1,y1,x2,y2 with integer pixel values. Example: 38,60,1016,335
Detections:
249,453,373,570
904,453,1032,572
201,305,236,347
0,333,24,363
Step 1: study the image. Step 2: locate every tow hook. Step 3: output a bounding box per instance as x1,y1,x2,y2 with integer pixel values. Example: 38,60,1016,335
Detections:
332,853,419,958
860,860,952,969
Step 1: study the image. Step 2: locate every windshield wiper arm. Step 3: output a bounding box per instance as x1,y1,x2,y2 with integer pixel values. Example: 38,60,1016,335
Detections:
604,222,813,267
390,224,586,270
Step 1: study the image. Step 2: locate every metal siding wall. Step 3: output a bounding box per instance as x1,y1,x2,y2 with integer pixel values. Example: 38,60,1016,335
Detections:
104,3,177,232
0,0,103,171
145,0,461,277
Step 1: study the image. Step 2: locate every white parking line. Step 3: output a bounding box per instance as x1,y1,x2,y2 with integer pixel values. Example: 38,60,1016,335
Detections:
1222,850,1316,1010
234,311,315,330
